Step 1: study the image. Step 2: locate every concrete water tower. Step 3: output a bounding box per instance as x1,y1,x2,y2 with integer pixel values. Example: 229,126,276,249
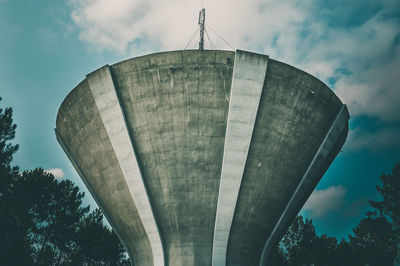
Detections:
55,10,349,266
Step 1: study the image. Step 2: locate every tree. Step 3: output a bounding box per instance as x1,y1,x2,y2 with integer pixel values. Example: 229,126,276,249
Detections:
344,164,400,265
313,234,342,266
272,162,400,265
72,209,129,265
280,215,320,265
0,98,129,265
0,161,129,266
268,244,288,266
349,212,396,266
0,97,29,264
370,162,400,264
370,163,400,227
0,168,90,265
0,97,18,171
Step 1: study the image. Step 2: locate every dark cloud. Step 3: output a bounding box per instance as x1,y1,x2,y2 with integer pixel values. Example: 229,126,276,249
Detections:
312,0,384,28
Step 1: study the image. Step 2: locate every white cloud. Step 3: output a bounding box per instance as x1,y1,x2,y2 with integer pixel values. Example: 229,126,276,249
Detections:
70,0,150,52
45,168,65,179
331,18,400,121
68,0,310,54
302,186,347,217
68,0,400,122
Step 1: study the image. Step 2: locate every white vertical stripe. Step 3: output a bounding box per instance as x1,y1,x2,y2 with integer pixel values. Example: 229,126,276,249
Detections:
259,104,349,266
212,50,268,266
86,65,165,266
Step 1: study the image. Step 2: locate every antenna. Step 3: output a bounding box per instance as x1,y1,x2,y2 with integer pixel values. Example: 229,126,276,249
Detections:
198,8,205,50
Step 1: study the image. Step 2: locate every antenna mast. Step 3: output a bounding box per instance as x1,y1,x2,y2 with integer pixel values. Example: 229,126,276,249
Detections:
198,8,205,50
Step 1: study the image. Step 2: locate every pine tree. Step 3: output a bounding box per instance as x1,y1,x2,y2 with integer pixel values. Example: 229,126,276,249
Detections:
0,97,130,265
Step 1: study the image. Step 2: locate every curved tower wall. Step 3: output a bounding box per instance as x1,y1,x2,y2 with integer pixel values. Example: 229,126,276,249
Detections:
56,50,349,266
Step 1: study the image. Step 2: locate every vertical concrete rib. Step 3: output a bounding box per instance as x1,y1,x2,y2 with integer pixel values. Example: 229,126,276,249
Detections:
212,50,268,266
259,104,350,266
86,66,165,266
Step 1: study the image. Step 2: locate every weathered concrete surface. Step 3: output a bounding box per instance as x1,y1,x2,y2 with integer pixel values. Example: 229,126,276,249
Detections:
56,50,349,266
260,104,349,265
110,51,234,266
226,59,348,266
56,80,153,266
86,66,164,266
55,129,133,262
212,50,268,266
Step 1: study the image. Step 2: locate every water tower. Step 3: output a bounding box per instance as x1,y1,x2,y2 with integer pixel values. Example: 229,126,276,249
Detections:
55,10,349,266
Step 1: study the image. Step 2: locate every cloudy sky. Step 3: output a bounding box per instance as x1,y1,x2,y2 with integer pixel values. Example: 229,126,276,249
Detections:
1,0,399,239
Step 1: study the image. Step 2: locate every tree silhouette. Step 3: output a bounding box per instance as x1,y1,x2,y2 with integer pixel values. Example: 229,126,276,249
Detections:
272,162,400,265
0,97,18,171
370,162,400,264
0,98,129,265
346,163,400,265
281,216,319,265
349,212,396,266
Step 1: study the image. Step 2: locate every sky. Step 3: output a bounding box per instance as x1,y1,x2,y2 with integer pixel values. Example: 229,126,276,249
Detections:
1,0,399,240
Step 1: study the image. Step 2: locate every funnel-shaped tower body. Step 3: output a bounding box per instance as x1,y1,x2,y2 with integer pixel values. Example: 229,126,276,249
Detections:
56,50,349,266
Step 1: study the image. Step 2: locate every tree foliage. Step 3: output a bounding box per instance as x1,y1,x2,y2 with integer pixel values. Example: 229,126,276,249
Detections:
0,97,19,198
370,163,400,227
0,98,129,265
0,97,18,168
271,162,400,266
349,212,396,266
369,163,400,265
